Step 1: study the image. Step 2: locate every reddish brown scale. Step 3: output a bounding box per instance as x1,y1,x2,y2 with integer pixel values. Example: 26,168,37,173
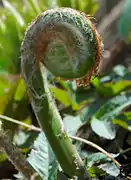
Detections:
83,70,93,87
75,14,102,88
35,31,57,63
76,79,82,87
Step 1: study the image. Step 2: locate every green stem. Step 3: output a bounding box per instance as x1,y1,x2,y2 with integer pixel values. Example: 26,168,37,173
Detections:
21,8,102,179
21,62,90,179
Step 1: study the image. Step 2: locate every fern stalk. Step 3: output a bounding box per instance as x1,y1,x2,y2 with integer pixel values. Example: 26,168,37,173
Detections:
21,8,102,179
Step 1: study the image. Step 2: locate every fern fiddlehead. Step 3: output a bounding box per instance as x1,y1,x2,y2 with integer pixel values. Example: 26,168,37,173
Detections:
21,8,103,179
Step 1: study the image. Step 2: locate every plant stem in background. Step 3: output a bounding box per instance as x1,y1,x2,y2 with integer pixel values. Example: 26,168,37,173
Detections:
0,123,41,180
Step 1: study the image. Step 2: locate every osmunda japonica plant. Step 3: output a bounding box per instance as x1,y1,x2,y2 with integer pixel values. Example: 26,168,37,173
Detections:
20,8,103,179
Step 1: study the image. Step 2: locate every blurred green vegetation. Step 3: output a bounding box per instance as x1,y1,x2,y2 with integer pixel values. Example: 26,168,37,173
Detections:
118,0,131,41
0,0,98,73
0,0,131,179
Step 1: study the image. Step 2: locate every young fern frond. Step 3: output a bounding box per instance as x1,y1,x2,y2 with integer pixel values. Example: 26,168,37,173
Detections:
21,8,103,179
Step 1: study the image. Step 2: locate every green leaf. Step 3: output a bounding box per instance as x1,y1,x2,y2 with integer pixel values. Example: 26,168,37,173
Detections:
50,86,72,107
14,130,38,149
48,145,58,180
92,78,131,96
91,116,116,139
14,78,27,101
28,132,58,180
115,111,131,121
49,79,82,110
92,65,131,96
0,79,19,130
113,119,129,130
98,162,119,177
91,94,131,139
0,13,22,73
88,166,106,178
113,111,131,131
85,152,119,177
95,94,131,120
80,97,107,122
86,153,109,167
63,115,82,135
110,80,131,95
0,77,29,132
28,133,49,180
28,132,49,179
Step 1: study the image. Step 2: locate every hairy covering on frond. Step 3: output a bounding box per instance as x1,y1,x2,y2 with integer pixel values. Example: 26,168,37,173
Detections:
21,8,103,87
